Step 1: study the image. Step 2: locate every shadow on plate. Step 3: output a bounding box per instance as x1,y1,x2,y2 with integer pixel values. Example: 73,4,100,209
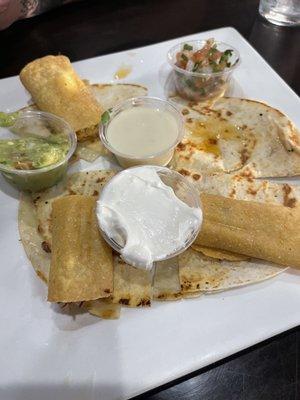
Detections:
50,302,102,331
0,174,20,199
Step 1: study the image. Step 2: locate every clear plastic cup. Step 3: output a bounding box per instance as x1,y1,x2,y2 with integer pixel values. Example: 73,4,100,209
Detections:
99,97,184,168
0,110,76,192
167,40,240,102
97,165,202,266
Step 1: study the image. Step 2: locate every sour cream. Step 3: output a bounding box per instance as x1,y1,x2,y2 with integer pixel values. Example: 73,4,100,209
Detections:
96,166,202,269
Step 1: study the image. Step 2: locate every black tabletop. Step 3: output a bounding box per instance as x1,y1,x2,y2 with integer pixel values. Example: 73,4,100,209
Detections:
1,1,300,399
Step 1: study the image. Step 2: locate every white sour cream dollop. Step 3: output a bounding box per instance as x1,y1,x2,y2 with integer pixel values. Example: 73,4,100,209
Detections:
96,167,202,269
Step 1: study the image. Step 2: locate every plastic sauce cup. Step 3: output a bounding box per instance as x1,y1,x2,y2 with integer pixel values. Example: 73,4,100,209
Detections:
98,165,202,264
0,110,76,192
167,40,240,102
99,97,184,168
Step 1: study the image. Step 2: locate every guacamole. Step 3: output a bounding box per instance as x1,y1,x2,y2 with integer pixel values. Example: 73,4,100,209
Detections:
0,134,69,170
0,111,19,128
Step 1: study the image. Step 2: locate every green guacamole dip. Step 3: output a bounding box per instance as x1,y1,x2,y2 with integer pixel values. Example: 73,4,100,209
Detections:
0,110,75,192
0,134,69,170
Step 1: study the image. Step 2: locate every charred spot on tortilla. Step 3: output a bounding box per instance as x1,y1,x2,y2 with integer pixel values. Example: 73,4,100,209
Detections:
177,142,186,151
246,187,258,196
283,184,297,208
41,241,51,253
192,174,201,181
241,148,250,165
178,169,190,176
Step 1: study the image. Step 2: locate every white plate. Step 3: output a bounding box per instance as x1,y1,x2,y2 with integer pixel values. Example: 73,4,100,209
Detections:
0,27,299,400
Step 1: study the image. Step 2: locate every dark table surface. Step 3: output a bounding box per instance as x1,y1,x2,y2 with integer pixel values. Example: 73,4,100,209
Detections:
1,0,300,399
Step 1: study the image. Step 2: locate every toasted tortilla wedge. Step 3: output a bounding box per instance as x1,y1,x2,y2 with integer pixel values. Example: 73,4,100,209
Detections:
153,258,182,301
179,248,286,293
197,193,300,268
48,195,113,303
112,257,152,307
171,97,300,178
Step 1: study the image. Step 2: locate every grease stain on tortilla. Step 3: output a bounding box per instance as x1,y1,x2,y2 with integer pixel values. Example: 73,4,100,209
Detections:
185,116,253,158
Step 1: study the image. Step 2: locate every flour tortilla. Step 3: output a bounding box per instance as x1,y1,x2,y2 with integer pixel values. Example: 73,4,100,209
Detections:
90,83,148,111
179,248,286,293
112,257,152,307
18,193,51,283
191,173,300,208
153,258,182,301
171,97,300,178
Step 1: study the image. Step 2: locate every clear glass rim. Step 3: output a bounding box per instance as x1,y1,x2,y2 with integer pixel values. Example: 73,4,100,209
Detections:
99,96,184,160
0,110,77,175
97,165,202,262
167,40,241,77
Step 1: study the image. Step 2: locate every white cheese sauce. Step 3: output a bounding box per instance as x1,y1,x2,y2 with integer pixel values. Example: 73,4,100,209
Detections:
106,107,179,157
96,167,202,269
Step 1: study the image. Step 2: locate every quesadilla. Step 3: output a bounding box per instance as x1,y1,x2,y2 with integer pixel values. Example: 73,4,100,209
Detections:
179,248,285,293
171,97,300,178
192,172,300,208
153,258,182,301
112,257,152,307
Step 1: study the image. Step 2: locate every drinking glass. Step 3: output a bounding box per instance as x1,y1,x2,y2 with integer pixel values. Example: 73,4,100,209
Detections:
259,0,300,26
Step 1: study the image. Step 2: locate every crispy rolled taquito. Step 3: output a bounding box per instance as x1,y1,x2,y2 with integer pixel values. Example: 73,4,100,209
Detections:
196,193,300,268
20,55,101,134
48,195,113,303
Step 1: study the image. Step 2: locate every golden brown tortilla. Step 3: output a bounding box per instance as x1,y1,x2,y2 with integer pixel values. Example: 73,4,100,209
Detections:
48,195,113,302
196,194,300,268
20,55,102,132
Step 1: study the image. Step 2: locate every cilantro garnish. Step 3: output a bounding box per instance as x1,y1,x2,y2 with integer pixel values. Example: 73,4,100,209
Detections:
183,44,193,51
